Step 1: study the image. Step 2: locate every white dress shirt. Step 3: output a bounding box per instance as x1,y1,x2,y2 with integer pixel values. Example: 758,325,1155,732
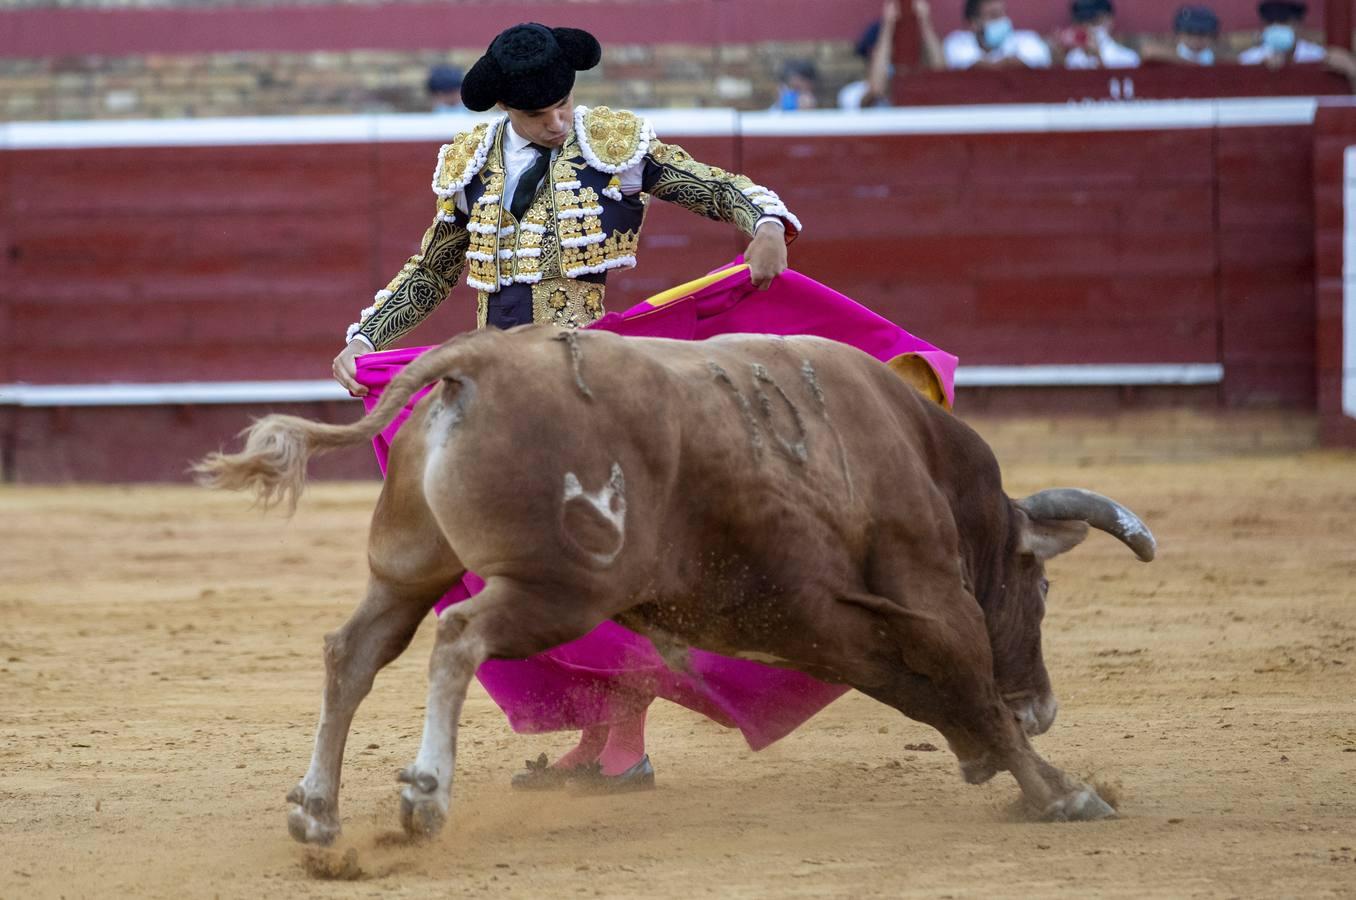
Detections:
943,29,1053,69
1064,33,1142,69
1237,39,1327,65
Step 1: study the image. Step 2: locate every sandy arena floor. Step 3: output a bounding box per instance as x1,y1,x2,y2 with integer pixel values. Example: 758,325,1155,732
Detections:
2,452,1355,898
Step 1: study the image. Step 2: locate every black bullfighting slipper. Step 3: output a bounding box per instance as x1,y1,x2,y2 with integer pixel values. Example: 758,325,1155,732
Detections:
510,752,581,791
570,755,656,794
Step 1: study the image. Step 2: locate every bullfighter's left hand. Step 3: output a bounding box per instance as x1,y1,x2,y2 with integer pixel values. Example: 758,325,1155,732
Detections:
746,220,788,290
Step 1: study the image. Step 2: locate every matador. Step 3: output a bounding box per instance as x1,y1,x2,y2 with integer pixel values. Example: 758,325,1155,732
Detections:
330,23,804,792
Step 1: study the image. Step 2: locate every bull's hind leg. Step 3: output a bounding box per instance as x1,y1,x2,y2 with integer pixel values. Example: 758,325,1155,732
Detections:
287,478,462,845
846,580,1114,822
398,576,604,838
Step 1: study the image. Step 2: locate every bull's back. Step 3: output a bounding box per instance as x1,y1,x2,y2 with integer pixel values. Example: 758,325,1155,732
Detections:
415,327,991,586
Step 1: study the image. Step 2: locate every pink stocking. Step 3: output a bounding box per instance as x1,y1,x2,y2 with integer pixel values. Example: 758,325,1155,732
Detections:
598,707,648,776
551,725,608,770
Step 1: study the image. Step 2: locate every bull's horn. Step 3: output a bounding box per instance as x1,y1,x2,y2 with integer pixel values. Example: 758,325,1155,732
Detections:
1017,488,1157,562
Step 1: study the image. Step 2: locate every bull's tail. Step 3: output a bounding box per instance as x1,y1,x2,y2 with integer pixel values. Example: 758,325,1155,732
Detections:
192,340,470,513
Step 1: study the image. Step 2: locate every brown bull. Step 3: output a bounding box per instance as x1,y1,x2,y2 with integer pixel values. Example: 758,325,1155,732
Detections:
195,325,1156,843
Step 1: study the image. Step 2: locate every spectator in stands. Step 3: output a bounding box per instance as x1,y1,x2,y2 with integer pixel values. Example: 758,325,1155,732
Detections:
941,0,1052,70
1140,5,1223,65
773,59,820,110
1175,6,1221,64
839,0,899,108
427,64,466,113
1055,0,1140,69
1237,0,1324,66
839,0,944,108
1139,5,1225,65
1235,0,1356,88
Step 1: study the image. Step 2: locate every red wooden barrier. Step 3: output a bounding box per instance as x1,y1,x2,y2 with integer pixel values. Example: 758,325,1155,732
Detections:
5,101,1352,479
1313,104,1356,446
893,66,1350,106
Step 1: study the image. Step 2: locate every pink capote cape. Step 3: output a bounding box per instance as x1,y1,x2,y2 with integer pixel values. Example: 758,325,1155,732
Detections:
355,264,957,750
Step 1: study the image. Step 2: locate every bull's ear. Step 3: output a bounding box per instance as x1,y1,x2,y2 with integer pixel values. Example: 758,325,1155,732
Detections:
1019,517,1089,561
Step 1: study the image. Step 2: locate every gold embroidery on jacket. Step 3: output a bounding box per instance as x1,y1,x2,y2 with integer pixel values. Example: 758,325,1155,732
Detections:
432,122,493,195
359,219,470,348
582,106,647,168
508,193,552,283
558,186,611,276
354,110,799,349
531,278,607,328
645,140,764,237
466,152,505,291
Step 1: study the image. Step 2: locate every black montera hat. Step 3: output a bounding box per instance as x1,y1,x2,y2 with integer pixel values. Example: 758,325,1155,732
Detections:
426,64,463,94
1173,5,1220,34
461,23,602,112
1071,0,1114,22
1258,0,1306,22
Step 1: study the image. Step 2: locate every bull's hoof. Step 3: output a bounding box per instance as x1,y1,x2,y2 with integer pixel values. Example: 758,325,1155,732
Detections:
1042,787,1117,822
397,766,447,839
286,783,341,845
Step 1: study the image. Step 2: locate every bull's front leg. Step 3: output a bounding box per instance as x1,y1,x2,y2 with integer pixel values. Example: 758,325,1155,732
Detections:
397,601,488,838
846,583,1115,823
287,579,434,845
397,576,606,838
1004,739,1117,822
939,691,1116,822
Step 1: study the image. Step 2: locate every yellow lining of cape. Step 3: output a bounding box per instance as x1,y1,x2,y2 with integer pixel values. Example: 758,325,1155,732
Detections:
635,263,952,412
642,263,750,308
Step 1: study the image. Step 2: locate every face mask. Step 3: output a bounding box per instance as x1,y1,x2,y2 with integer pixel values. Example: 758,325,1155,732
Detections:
777,86,801,111
1262,23,1296,53
1177,42,1215,64
982,17,1013,49
1089,24,1110,42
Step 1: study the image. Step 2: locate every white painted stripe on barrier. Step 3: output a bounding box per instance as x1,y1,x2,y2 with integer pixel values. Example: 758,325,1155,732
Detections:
1,99,1321,151
644,108,742,137
0,364,1223,407
7,115,384,149
0,380,350,407
1214,96,1319,127
953,363,1223,387
371,112,499,143
1344,146,1356,420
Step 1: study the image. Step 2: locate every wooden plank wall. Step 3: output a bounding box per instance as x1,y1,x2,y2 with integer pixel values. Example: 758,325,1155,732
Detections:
1217,125,1318,407
1314,104,1356,446
0,120,1327,479
755,129,1222,370
893,67,1350,106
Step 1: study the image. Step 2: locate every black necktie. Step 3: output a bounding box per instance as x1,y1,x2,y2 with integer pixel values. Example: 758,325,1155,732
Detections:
509,144,551,220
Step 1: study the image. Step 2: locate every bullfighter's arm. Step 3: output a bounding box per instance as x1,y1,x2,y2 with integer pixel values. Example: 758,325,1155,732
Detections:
576,106,797,286
639,140,801,242
345,202,472,351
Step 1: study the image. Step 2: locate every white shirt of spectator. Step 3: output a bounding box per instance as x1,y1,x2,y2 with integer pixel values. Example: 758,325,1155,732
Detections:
1177,43,1215,65
837,79,890,109
943,28,1052,69
1236,38,1326,65
1064,30,1141,69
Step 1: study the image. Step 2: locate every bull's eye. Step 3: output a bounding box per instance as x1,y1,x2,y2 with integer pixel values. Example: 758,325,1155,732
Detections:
1039,578,1050,595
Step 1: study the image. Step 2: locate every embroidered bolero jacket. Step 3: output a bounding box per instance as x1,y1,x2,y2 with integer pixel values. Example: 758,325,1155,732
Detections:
347,105,802,349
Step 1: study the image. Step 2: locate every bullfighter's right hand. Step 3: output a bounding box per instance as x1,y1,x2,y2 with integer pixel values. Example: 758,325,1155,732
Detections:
333,338,370,398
